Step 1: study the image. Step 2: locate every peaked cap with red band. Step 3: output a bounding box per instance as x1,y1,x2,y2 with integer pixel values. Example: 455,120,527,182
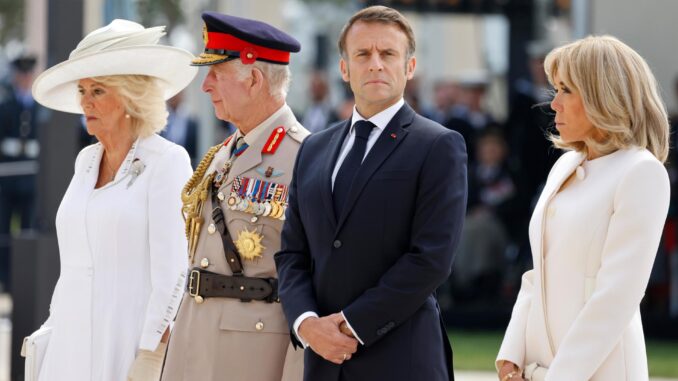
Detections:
192,11,301,66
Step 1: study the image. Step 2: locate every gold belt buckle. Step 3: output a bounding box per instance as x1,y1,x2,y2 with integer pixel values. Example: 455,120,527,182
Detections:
188,269,204,304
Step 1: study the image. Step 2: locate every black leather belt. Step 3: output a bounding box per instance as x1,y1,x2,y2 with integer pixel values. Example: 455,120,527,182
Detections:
187,268,279,303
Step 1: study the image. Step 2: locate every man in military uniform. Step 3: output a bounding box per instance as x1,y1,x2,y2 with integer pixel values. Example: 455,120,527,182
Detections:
0,54,47,291
161,12,308,381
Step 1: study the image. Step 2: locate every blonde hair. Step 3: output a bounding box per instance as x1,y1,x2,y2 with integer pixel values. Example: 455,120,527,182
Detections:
90,75,168,138
231,60,291,101
544,35,669,162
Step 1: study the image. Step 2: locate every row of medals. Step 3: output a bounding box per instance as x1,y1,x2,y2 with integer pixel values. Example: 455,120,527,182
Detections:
221,191,287,220
213,156,287,220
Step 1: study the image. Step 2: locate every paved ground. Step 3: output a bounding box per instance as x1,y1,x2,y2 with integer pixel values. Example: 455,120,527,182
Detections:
455,370,678,381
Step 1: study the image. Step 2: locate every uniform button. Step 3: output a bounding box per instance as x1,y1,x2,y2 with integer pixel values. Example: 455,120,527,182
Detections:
200,258,210,268
255,321,264,331
251,216,258,223
208,223,216,234
218,191,226,201
290,126,298,133
333,240,342,248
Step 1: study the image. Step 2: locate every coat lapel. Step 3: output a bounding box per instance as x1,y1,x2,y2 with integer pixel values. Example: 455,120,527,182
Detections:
223,106,298,187
532,151,585,264
335,104,414,233
321,120,351,227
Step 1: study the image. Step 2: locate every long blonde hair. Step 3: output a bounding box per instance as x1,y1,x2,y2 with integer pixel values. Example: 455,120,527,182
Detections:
544,35,669,162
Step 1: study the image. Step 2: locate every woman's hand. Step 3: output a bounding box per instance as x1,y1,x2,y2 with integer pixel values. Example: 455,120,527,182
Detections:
498,360,525,381
127,341,168,381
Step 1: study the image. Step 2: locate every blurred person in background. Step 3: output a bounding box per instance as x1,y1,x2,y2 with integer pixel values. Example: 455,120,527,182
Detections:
161,91,199,165
503,40,560,292
301,70,339,133
0,53,46,292
452,127,518,304
445,71,493,161
424,79,456,124
505,40,560,234
29,19,196,380
668,76,678,318
497,35,670,381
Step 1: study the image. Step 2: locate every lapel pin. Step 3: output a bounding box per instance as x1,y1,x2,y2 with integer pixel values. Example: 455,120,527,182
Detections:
390,133,397,139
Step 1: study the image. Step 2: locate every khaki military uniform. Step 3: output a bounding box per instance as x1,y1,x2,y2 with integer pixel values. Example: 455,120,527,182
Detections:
162,105,308,381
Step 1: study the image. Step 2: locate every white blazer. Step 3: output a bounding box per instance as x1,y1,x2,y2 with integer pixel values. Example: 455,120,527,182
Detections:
39,134,191,381
497,147,669,381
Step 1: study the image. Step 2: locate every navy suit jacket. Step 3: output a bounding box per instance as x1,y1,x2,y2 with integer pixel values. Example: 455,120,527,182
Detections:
275,103,467,381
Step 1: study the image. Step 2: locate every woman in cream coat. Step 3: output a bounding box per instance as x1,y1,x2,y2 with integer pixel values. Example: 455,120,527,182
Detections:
30,20,197,380
496,36,670,381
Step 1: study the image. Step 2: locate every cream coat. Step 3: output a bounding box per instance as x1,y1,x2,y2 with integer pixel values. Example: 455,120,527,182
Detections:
39,134,191,381
497,147,669,381
162,105,308,381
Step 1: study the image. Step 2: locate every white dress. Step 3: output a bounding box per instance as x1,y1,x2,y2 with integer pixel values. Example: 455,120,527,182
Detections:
39,134,191,381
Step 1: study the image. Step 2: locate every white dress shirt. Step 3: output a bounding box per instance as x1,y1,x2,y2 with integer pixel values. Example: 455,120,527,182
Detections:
294,98,405,347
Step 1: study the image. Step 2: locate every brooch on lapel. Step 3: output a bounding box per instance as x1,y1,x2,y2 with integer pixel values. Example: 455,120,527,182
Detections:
126,158,146,188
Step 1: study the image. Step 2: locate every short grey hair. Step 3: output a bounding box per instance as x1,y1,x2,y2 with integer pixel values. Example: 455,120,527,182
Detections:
231,60,291,100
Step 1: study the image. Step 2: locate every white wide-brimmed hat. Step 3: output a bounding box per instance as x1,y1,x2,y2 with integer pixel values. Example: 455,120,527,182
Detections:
32,19,198,114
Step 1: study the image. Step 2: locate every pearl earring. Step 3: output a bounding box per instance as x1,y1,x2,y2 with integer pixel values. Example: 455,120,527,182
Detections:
125,114,131,119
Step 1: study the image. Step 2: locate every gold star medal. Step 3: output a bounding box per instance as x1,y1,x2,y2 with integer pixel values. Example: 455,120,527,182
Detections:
235,229,265,261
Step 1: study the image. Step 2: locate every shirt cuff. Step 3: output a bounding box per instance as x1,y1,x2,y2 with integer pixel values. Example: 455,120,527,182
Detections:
293,311,318,349
341,311,364,345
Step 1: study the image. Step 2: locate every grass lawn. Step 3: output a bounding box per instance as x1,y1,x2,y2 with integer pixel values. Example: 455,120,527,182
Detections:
449,330,678,378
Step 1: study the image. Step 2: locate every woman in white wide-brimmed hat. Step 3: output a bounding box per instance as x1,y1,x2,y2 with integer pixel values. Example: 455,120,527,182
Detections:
30,19,197,381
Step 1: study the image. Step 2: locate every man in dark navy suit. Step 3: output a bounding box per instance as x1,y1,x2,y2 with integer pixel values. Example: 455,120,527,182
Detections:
275,5,467,381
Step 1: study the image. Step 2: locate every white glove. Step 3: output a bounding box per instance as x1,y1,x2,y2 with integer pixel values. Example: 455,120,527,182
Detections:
127,341,168,381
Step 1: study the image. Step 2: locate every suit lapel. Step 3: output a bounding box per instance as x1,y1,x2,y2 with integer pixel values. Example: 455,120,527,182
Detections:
335,104,414,233
321,120,351,227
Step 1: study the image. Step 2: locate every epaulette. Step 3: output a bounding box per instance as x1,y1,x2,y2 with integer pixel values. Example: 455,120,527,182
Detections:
287,123,310,143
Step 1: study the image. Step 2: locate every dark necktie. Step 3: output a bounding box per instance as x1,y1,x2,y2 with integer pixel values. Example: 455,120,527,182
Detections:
333,120,375,216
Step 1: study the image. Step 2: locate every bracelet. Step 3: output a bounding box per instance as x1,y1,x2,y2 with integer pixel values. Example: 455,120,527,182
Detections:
501,371,520,381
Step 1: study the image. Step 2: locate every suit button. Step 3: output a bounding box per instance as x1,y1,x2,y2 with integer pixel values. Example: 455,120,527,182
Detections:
333,240,342,248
